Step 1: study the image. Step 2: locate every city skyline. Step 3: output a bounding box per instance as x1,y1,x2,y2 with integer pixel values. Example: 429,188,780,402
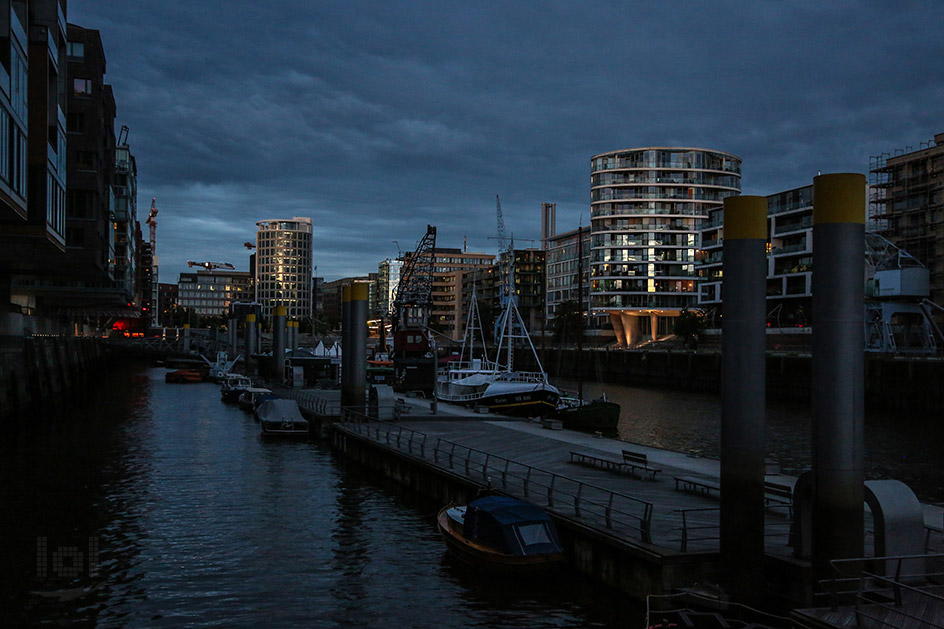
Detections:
68,1,944,282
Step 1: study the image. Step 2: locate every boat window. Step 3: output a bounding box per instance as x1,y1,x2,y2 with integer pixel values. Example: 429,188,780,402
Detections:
515,523,552,547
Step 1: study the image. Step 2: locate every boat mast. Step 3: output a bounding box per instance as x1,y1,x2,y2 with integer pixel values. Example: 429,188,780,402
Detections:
577,224,584,402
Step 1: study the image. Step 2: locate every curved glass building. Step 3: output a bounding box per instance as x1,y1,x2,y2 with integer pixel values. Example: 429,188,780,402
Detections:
255,217,314,319
589,147,741,346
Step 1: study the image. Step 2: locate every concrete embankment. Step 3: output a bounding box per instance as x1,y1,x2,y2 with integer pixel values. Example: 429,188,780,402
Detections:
527,349,944,412
0,336,111,426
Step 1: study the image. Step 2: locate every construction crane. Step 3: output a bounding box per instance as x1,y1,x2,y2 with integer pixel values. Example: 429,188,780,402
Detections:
391,225,437,393
145,198,158,254
244,241,255,250
187,260,236,272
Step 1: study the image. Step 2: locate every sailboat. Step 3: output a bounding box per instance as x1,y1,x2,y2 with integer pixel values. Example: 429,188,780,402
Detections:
436,251,560,418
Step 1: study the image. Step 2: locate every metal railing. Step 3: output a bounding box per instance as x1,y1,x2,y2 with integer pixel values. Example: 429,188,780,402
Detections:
337,410,654,544
818,554,944,628
672,504,793,552
273,386,342,417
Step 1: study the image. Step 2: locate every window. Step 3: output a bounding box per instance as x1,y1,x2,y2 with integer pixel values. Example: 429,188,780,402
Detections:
73,78,92,96
67,112,84,133
66,42,85,59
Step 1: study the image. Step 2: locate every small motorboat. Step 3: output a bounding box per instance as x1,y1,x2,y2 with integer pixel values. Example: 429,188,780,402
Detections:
257,398,308,437
220,373,253,403
437,495,563,572
237,387,275,411
165,369,205,384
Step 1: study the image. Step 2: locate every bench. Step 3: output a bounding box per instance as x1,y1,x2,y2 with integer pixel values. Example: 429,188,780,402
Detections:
569,449,661,480
620,449,661,480
674,475,721,496
673,476,795,514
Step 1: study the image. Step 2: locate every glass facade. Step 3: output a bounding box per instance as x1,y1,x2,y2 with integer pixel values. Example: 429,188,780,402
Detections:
589,147,741,345
255,217,314,318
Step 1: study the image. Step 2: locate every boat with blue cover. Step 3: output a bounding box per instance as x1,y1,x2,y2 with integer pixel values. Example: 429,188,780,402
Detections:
436,495,564,571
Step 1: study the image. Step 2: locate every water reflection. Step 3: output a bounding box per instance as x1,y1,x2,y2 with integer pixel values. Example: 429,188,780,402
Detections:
559,378,944,503
3,366,636,627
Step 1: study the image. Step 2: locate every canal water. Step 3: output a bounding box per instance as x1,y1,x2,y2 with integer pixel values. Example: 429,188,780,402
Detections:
560,378,944,504
1,366,641,627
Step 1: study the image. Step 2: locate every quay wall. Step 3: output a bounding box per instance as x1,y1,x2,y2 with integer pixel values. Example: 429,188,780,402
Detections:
331,425,723,601
0,336,109,426
527,349,943,412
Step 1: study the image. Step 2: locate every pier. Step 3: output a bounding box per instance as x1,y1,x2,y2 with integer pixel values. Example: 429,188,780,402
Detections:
312,392,944,624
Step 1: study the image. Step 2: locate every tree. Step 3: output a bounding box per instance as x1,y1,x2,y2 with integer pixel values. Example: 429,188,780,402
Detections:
673,308,705,349
551,300,584,343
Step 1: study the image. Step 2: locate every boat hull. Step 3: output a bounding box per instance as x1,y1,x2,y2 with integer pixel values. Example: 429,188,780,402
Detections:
436,507,562,573
555,400,621,431
473,388,560,418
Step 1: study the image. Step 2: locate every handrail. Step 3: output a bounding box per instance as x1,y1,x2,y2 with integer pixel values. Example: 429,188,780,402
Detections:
336,410,654,544
816,553,944,627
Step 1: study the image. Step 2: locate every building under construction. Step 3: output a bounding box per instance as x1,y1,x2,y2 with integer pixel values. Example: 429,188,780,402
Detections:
869,132,944,323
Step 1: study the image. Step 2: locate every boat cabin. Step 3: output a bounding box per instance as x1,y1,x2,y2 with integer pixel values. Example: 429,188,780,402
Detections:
462,496,562,557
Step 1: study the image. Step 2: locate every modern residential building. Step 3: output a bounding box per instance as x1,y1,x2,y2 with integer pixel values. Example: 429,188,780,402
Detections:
1,1,70,326
378,258,403,315
112,135,137,304
870,133,944,317
255,217,313,319
498,248,545,334
589,146,741,346
427,248,494,340
157,282,178,327
177,270,253,317
698,184,812,328
545,226,590,320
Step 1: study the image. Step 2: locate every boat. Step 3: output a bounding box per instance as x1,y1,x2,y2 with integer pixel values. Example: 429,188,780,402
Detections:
257,398,309,437
436,495,564,572
237,387,275,411
436,279,560,418
200,351,241,382
165,369,204,383
220,373,253,403
554,393,621,431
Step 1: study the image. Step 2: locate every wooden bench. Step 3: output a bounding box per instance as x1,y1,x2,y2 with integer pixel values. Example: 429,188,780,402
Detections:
673,476,795,513
620,449,661,480
569,449,661,480
674,475,721,496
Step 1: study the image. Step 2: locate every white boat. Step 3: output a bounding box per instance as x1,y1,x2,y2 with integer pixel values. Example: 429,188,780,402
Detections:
436,269,559,417
201,351,241,382
220,373,253,403
257,398,308,437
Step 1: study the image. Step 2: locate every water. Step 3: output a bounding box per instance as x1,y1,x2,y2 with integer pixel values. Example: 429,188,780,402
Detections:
559,378,944,504
1,366,639,627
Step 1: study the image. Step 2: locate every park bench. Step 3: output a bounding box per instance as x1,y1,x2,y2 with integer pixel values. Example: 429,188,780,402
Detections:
673,475,795,515
569,449,661,480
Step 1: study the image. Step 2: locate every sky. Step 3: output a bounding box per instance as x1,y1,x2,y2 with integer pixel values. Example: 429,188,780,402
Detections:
68,1,944,283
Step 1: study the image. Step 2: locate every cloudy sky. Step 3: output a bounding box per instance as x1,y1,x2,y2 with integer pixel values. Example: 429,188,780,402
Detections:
69,1,944,282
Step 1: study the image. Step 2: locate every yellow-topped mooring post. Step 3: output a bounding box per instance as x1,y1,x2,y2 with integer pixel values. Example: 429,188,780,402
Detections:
349,283,368,413
720,195,768,603
272,306,287,383
811,173,866,575
341,286,352,408
245,314,257,375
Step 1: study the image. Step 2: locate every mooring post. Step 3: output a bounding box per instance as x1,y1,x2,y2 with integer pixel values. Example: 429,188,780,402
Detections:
245,314,257,375
341,285,352,407
720,195,768,602
272,306,287,383
811,173,866,575
350,283,368,413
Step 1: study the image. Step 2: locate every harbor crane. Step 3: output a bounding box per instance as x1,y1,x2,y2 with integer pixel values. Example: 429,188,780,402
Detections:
244,241,255,250
145,198,158,253
187,260,236,272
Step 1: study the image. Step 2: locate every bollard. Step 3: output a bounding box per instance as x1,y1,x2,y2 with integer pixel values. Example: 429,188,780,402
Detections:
811,173,866,575
182,324,191,353
719,195,768,602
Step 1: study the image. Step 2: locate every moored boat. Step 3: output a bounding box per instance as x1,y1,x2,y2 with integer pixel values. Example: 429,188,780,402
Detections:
436,495,563,572
257,398,308,437
554,394,621,431
165,369,205,383
238,387,275,411
220,373,253,403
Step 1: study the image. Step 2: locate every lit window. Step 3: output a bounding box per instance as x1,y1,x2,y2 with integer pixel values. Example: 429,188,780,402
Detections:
73,78,92,95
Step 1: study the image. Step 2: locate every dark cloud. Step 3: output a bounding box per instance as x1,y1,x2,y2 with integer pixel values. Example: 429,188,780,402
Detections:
68,1,944,281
